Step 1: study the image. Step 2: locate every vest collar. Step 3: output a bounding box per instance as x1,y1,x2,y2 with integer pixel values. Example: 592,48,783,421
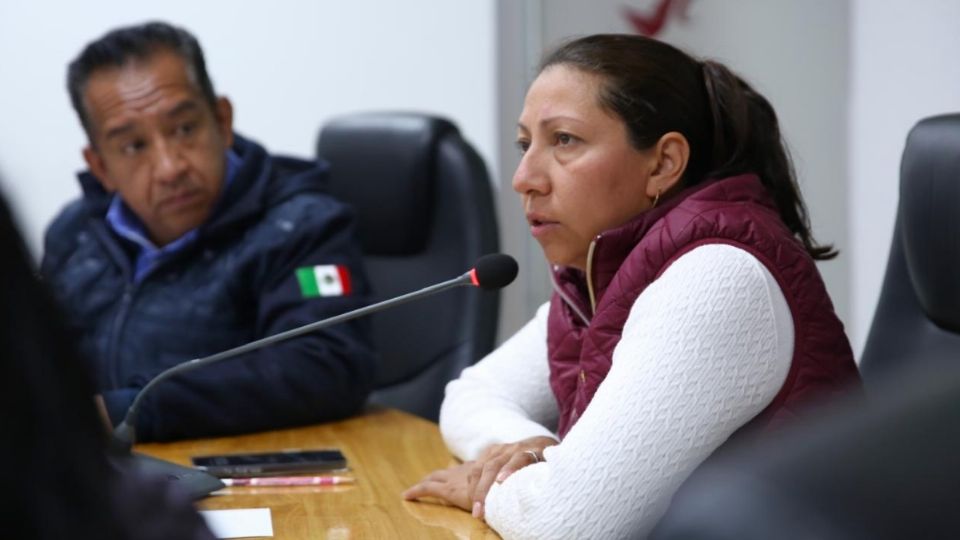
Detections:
552,174,770,316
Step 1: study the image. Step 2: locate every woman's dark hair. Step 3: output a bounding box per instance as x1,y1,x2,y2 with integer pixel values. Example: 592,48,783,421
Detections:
541,34,836,260
67,21,217,137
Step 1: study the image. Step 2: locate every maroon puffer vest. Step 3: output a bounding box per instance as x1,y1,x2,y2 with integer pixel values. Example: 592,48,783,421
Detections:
548,174,859,439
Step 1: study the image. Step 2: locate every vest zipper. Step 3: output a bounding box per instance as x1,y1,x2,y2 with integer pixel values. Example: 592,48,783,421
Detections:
585,237,599,315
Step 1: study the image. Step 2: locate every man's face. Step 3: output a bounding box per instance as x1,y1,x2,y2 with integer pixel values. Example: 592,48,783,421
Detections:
81,49,233,246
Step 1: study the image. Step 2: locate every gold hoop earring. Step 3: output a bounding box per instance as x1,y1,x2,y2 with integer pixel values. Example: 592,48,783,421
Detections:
652,188,662,208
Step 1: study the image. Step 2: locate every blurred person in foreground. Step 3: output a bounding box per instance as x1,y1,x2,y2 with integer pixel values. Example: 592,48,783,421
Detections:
0,190,213,540
41,21,375,442
405,34,860,538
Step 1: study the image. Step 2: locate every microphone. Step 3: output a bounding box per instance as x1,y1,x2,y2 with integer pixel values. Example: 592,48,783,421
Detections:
113,253,518,450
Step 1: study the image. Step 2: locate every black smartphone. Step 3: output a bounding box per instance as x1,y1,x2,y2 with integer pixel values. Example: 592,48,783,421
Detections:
191,449,347,477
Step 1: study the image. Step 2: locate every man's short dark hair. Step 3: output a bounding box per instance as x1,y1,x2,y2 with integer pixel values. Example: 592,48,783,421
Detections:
67,21,217,136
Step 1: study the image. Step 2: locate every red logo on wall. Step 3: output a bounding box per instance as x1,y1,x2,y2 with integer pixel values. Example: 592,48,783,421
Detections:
623,0,692,37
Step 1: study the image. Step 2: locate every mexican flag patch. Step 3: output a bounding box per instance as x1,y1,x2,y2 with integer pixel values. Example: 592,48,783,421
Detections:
296,265,352,298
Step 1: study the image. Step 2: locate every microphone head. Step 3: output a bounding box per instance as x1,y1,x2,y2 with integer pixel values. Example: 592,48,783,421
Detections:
471,253,519,290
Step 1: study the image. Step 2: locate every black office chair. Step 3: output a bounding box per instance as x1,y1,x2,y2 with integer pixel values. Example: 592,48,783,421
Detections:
317,112,500,421
651,363,960,540
859,113,960,383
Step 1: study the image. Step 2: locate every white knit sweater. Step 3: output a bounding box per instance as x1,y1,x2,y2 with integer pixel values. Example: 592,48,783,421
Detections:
439,244,794,539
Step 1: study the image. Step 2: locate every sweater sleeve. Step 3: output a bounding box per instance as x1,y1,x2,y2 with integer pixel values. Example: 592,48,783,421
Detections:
439,302,559,461
483,244,794,539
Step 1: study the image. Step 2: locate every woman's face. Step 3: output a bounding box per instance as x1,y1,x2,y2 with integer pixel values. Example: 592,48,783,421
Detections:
514,65,658,271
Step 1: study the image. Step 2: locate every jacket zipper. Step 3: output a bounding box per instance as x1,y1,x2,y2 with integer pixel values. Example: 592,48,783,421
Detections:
107,283,136,387
89,220,140,389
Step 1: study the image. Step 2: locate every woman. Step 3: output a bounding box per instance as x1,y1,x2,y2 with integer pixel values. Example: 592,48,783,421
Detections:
404,34,859,538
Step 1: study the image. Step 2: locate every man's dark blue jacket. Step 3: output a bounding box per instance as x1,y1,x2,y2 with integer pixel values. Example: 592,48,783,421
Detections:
41,134,377,442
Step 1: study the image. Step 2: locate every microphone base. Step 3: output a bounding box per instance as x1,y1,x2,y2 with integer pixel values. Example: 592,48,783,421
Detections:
129,452,225,500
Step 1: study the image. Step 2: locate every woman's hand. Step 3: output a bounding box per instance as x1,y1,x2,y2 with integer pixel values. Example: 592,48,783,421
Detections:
403,462,475,511
468,436,557,518
404,436,557,520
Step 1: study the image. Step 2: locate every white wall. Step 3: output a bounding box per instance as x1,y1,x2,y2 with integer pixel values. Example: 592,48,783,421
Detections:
495,0,555,337
848,0,960,353
0,0,497,259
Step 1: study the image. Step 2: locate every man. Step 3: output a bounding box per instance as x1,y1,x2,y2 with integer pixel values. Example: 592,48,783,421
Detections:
42,22,376,442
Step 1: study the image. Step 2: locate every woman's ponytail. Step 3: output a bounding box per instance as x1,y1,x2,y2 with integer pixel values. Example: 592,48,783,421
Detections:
701,60,836,260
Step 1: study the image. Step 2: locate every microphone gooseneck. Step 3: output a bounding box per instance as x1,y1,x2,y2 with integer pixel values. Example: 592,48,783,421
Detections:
112,253,519,449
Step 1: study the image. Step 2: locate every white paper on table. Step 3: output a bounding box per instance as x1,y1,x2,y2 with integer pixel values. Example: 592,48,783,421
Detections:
199,508,273,538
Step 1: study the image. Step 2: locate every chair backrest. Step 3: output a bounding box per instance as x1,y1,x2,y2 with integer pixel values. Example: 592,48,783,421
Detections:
317,112,500,420
859,113,960,383
652,362,960,540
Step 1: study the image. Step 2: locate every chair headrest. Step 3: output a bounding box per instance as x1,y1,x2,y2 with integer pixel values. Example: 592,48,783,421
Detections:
317,113,458,255
900,113,960,332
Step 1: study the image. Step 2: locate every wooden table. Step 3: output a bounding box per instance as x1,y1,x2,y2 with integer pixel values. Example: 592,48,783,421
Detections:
136,408,500,539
